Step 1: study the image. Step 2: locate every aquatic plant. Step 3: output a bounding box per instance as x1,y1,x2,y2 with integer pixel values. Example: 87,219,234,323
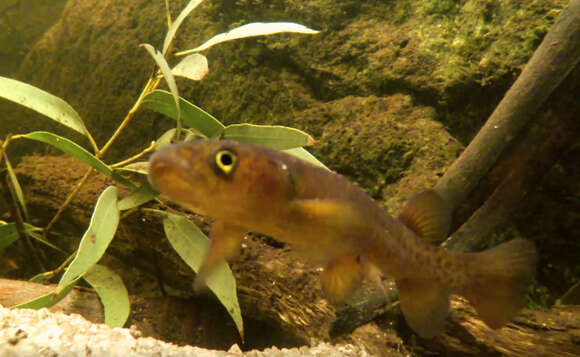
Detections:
0,0,319,338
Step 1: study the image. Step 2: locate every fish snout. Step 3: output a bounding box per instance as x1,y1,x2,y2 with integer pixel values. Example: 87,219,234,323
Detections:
148,145,195,191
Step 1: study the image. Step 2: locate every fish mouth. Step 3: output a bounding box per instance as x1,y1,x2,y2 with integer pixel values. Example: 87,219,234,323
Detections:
147,146,205,212
148,147,188,189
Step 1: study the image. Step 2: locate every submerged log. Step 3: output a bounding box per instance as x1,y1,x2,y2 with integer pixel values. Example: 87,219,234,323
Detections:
420,298,580,356
0,278,103,323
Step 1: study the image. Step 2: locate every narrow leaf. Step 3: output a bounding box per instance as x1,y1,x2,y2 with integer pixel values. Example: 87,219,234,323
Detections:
141,44,181,137
172,53,209,81
25,226,68,254
222,123,315,150
118,183,158,211
177,22,319,55
12,278,80,309
115,161,149,176
4,156,29,219
162,0,205,55
21,131,112,176
283,147,328,169
0,76,90,138
162,212,243,338
142,90,225,138
57,186,119,293
20,131,135,188
163,0,171,30
83,264,130,327
154,128,202,150
155,128,180,149
0,223,19,251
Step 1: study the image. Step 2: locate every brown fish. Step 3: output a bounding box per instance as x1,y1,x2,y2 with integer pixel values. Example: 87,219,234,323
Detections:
148,140,537,338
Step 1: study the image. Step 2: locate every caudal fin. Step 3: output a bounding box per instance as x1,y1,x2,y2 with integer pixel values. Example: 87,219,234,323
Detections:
461,238,538,329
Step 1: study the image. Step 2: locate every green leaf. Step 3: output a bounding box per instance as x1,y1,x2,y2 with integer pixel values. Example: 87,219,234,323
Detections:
163,0,171,28
24,223,67,253
114,161,149,176
172,53,209,81
0,76,90,138
0,222,19,251
177,22,319,55
4,156,29,219
29,272,51,283
154,128,203,149
83,264,130,328
283,147,328,169
21,131,112,176
117,183,158,211
162,212,243,338
57,186,119,293
162,0,205,55
155,128,179,148
222,123,315,150
141,44,181,137
12,278,80,309
20,131,135,188
142,90,225,138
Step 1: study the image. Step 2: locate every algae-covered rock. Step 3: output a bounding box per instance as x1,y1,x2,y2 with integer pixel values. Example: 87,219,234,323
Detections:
0,0,67,76
2,0,563,189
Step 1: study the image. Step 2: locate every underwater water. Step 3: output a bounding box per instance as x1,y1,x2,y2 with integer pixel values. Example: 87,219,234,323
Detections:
1,0,578,356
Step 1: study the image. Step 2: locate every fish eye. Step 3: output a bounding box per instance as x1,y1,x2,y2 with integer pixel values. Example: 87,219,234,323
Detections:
215,149,237,175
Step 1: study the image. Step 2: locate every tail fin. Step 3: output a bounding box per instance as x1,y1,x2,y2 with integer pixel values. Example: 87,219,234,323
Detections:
461,239,538,329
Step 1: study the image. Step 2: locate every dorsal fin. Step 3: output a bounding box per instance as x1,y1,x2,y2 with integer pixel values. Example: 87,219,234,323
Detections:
397,190,451,243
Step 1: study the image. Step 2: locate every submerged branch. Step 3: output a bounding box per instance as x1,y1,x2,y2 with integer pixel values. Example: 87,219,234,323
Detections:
444,66,580,252
434,0,580,209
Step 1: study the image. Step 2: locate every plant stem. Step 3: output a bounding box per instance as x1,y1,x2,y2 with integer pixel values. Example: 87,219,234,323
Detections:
86,131,100,155
0,135,12,166
40,251,77,281
98,76,161,158
110,141,156,169
44,168,93,233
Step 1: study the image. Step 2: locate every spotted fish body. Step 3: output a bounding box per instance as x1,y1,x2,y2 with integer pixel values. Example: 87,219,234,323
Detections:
148,140,537,338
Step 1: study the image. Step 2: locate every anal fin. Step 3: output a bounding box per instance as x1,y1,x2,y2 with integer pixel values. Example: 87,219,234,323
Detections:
397,278,450,338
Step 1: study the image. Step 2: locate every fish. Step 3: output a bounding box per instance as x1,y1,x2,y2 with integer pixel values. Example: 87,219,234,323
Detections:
147,140,538,338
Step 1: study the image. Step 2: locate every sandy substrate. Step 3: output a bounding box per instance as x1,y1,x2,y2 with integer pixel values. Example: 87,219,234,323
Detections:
0,305,366,356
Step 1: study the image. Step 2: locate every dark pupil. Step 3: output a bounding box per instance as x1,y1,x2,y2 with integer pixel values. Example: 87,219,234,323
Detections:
220,153,233,166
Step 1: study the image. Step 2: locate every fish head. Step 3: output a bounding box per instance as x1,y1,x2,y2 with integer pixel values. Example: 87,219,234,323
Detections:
148,140,294,221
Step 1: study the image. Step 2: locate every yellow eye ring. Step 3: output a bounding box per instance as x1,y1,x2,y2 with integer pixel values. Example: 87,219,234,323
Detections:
215,149,237,175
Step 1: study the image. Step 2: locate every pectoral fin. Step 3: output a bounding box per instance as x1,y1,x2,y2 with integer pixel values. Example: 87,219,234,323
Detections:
397,190,452,243
290,199,359,227
194,221,246,291
397,278,450,338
